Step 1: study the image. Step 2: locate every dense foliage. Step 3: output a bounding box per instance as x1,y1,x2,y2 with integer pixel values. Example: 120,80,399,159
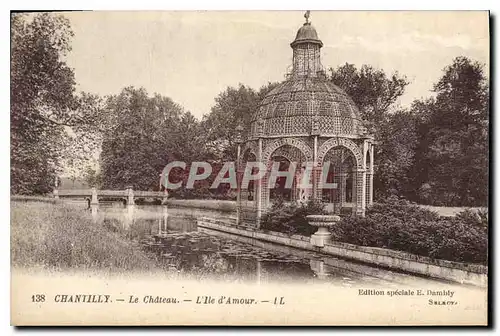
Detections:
99,87,203,190
260,197,487,264
331,200,488,264
330,60,488,206
409,57,489,206
201,83,278,162
11,13,75,194
330,63,409,131
11,13,102,194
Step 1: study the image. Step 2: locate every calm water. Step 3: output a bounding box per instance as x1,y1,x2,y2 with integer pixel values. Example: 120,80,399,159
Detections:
89,202,450,287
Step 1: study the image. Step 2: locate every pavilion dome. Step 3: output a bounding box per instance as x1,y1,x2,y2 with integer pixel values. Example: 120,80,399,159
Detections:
290,22,323,48
250,79,364,138
249,20,365,139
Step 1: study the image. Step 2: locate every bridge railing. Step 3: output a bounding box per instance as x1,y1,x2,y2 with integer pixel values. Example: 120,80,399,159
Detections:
57,189,166,199
58,189,92,197
98,190,128,197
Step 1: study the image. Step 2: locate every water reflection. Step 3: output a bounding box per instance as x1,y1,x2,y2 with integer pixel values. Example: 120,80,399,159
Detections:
91,204,98,223
92,202,450,286
144,230,316,283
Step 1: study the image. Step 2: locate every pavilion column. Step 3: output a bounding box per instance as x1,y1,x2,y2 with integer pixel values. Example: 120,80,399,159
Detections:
235,126,244,226
369,144,374,206
312,135,319,201
260,162,270,211
256,138,264,228
353,168,366,217
369,173,374,205
351,171,356,215
292,171,298,202
240,177,248,204
313,164,322,201
236,167,243,226
365,171,372,207
339,173,347,206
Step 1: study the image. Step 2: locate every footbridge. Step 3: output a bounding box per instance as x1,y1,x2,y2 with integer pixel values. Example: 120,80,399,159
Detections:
55,187,167,205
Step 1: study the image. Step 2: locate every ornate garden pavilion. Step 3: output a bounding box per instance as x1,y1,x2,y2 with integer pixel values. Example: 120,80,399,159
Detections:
237,12,375,226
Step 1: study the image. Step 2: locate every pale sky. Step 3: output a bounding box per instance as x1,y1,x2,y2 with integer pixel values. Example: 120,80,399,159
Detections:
62,11,489,119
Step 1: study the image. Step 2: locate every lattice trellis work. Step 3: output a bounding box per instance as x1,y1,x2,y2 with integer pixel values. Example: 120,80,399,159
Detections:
354,169,367,216
292,43,322,77
365,173,371,207
365,145,374,207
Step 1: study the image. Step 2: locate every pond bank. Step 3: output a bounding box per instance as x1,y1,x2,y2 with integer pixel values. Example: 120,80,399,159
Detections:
197,217,487,287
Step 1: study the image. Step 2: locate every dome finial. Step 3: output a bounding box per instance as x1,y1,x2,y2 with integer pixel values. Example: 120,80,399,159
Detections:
304,10,310,24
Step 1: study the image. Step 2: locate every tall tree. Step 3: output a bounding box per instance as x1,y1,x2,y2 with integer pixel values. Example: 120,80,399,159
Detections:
202,82,278,161
330,63,409,132
376,109,419,199
99,87,200,190
58,93,105,187
414,57,489,206
11,13,73,194
11,13,100,194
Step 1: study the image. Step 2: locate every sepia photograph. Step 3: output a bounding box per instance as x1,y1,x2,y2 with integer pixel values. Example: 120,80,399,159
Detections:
10,10,489,326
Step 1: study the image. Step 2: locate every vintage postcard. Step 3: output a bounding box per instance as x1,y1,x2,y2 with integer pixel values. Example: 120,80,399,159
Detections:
10,10,489,326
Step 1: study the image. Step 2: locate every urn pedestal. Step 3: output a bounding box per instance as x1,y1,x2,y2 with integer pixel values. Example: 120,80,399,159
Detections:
306,215,340,247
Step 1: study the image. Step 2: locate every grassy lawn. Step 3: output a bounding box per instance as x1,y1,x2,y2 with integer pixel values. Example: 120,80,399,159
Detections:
418,205,487,217
11,201,159,272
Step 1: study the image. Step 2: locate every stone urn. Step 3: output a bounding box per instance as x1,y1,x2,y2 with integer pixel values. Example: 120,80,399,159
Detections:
306,215,340,247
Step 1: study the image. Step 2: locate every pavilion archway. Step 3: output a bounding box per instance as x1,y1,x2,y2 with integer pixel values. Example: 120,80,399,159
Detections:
261,138,313,209
319,147,357,214
317,138,366,216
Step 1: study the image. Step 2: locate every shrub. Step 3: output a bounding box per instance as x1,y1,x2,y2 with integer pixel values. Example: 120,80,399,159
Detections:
367,198,440,222
260,199,326,236
454,208,488,229
332,203,488,264
258,196,488,264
